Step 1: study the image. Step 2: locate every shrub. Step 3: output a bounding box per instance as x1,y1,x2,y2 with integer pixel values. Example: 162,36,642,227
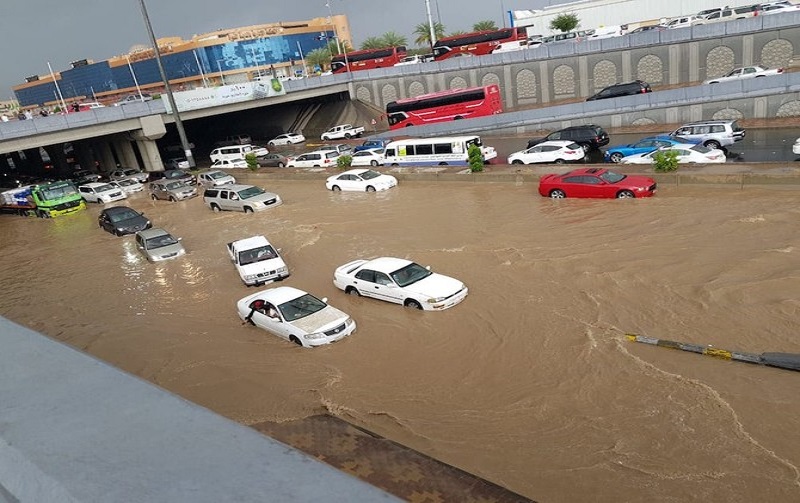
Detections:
337,154,353,169
652,149,679,172
468,144,484,172
244,153,259,171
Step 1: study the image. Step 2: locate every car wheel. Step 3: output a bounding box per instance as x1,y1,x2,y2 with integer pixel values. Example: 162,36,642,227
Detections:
511,160,524,165
277,162,285,168
366,186,376,192
617,190,635,199
211,203,221,212
549,189,566,199
344,133,352,139
370,160,378,166
289,335,303,346
151,194,157,201
115,229,123,237
609,152,624,163
438,162,448,166
454,116,464,120
554,158,565,164
331,185,341,191
346,287,360,296
243,206,253,214
268,142,275,146
405,299,423,310
169,196,176,202
704,140,721,150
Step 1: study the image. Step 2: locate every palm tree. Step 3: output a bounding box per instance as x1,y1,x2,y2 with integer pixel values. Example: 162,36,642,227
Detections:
381,31,408,48
360,36,385,50
472,20,498,32
413,21,446,50
448,30,468,37
305,47,331,72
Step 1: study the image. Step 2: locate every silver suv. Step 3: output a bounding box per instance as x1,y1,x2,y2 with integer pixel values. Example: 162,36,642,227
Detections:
202,184,282,213
150,180,198,202
670,120,745,150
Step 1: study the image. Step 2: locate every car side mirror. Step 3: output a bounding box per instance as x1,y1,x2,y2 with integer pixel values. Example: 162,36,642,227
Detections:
177,237,182,241
425,266,431,271
321,297,328,303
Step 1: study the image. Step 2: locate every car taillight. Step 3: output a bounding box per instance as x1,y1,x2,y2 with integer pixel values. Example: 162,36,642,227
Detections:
324,159,331,163
565,150,576,154
778,68,784,73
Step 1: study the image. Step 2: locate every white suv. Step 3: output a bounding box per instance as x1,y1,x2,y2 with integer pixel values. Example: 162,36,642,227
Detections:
286,150,340,168
670,120,746,150
202,184,282,213
78,182,127,204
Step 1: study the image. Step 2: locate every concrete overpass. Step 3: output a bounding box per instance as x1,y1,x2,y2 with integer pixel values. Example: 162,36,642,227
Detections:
1,13,799,175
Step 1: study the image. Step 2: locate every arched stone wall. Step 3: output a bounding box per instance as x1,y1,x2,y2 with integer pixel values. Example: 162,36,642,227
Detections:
553,65,576,95
706,46,735,79
637,55,664,84
408,81,426,98
592,60,618,90
631,117,657,126
380,84,398,108
355,86,371,104
711,108,744,120
515,69,537,100
481,72,501,87
776,100,800,117
449,76,468,89
761,39,793,69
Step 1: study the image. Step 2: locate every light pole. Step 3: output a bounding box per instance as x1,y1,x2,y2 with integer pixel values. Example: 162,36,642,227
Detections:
125,55,145,100
325,1,349,72
193,50,209,87
216,59,226,85
136,0,195,168
46,62,68,113
425,0,437,48
296,41,307,77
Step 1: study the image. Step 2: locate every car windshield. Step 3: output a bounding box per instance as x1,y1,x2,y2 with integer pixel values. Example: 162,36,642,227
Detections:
145,233,178,249
278,294,327,322
599,170,626,183
239,186,265,199
239,245,278,265
40,184,78,199
165,181,186,190
360,170,381,180
208,171,226,179
109,209,140,222
691,145,712,153
118,179,138,186
390,262,433,287
123,169,139,176
95,184,114,192
165,171,186,179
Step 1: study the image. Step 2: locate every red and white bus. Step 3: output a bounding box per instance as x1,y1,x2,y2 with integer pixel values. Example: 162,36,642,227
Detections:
331,46,407,74
432,28,526,61
385,84,503,130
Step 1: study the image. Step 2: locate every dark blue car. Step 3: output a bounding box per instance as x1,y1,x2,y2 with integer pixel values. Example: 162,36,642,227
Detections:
352,139,391,153
604,135,696,163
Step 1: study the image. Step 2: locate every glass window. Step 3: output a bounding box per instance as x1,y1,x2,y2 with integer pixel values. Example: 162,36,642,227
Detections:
415,144,433,155
355,269,376,282
433,143,453,154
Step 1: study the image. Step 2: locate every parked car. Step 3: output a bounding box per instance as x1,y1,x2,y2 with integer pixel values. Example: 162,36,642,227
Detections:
604,135,697,163
150,180,198,202
212,158,249,169
165,157,190,170
319,144,352,155
620,145,727,164
197,170,236,187
333,257,468,311
151,169,197,185
78,182,127,203
202,184,282,213
666,15,705,29
209,144,267,163
761,3,800,14
114,93,153,106
704,65,784,84
286,150,340,168
98,206,151,236
700,5,761,24
237,286,356,348
215,134,252,147
507,141,585,164
349,149,385,167
267,133,306,146
353,139,391,153
538,167,657,199
394,54,430,66
109,167,150,183
669,120,745,150
326,169,397,192
109,178,144,194
527,125,610,152
586,80,651,101
794,137,800,156
320,124,364,141
135,228,186,262
629,24,666,33
258,153,290,168
72,169,103,183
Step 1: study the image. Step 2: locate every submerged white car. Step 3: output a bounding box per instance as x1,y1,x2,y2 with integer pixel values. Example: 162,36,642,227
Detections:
197,170,236,187
350,149,385,167
620,145,726,164
237,286,356,347
110,178,144,194
325,169,397,192
268,132,306,146
333,257,468,311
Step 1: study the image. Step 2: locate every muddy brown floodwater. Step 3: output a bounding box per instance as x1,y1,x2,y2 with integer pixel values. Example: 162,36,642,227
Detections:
2,178,800,502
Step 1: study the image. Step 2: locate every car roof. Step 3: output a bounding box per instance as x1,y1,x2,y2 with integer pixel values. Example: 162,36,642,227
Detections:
102,205,139,215
537,140,577,147
241,286,308,306
361,257,413,273
562,167,611,176
340,169,371,175
208,184,255,191
136,228,170,239
200,169,228,175
80,182,110,188
233,235,271,249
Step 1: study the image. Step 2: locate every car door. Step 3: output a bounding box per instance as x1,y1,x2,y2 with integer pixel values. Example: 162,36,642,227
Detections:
99,212,112,232
353,269,397,301
249,302,293,341
523,145,544,163
79,186,96,202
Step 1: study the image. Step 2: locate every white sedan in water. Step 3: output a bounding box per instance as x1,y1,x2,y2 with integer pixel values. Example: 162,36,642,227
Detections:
237,286,356,348
620,145,726,164
333,256,468,310
507,141,586,164
325,169,397,192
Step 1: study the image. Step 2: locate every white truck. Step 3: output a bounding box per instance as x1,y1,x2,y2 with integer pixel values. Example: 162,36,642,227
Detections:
320,124,365,141
226,235,290,287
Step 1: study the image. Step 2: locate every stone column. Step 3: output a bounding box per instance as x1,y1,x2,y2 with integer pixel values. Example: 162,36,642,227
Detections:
93,141,117,175
136,139,163,173
113,137,139,169
73,140,96,173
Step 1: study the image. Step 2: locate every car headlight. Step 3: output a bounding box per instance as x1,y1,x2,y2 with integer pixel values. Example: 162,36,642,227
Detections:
636,187,646,191
304,332,327,340
427,297,447,304
243,274,257,281
277,266,289,274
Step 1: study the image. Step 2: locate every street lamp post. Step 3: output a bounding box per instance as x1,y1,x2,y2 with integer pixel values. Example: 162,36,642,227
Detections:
325,1,349,72
125,55,145,100
425,0,437,48
216,59,226,85
136,0,195,168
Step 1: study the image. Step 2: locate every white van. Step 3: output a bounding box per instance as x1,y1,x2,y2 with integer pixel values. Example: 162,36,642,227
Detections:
209,144,268,163
383,135,497,167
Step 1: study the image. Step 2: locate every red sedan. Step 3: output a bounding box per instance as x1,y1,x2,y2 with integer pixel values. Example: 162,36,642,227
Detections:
538,168,657,199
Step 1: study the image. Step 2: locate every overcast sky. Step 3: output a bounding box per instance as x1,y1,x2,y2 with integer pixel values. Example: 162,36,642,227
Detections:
1,0,573,98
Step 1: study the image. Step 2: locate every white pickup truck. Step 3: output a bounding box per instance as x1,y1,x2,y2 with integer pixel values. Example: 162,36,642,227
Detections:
320,124,365,141
226,235,290,287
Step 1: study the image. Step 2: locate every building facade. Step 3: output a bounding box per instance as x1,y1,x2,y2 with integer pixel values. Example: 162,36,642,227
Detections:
13,16,351,108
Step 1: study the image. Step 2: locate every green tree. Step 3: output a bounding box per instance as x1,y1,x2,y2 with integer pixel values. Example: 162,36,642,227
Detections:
337,154,353,169
550,13,580,33
244,152,259,171
380,31,408,48
360,36,385,50
413,21,445,50
448,30,468,37
468,144,484,173
472,20,498,32
652,149,680,172
305,47,331,71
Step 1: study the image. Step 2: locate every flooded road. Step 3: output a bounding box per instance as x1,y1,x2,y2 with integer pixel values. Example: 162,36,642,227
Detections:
1,178,799,502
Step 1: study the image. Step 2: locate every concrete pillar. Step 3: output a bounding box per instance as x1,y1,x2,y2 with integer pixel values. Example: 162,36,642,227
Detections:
503,65,514,108
113,137,139,169
668,45,681,85
93,141,117,175
10,152,24,172
73,141,96,172
538,61,550,104
23,148,45,176
689,42,700,83
397,77,406,100
621,52,632,82
578,56,589,98
42,145,69,179
469,69,478,88
742,35,754,66
136,139,164,172
754,96,767,119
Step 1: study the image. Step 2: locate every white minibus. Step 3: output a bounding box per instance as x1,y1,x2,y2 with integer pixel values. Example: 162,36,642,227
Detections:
383,135,497,166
